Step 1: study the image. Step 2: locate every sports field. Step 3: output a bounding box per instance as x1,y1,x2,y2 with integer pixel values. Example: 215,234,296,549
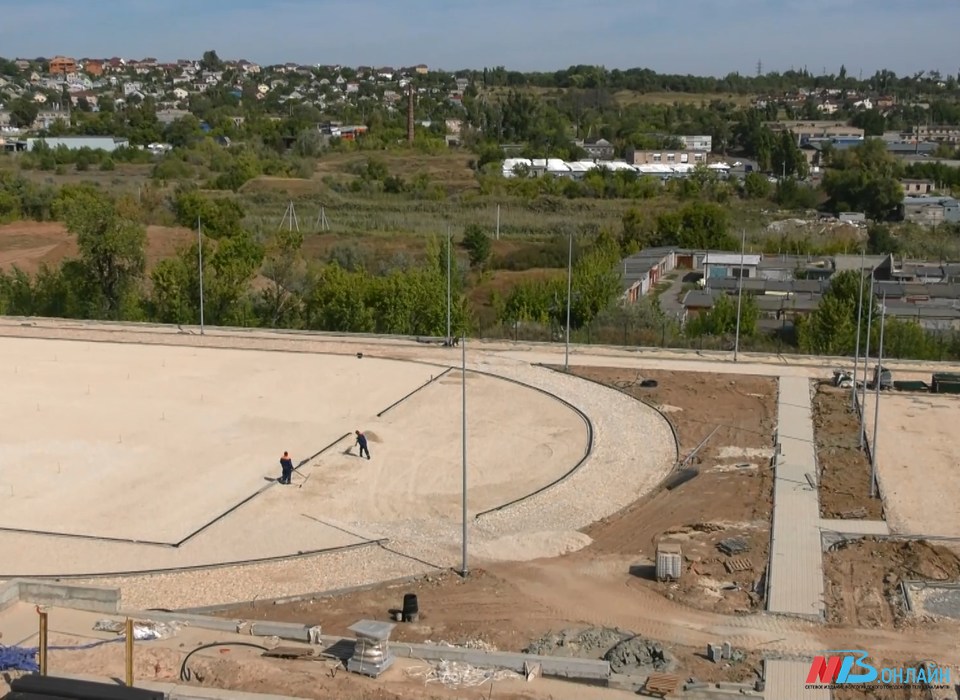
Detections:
0,336,589,575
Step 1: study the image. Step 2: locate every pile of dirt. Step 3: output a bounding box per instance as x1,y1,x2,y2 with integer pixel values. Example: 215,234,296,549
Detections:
813,383,883,520
524,627,628,659
823,537,960,627
603,636,675,675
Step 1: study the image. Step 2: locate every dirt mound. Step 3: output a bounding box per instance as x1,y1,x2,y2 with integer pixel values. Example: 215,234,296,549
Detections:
603,636,676,674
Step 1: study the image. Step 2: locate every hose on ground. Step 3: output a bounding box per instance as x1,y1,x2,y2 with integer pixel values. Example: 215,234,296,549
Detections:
179,642,269,682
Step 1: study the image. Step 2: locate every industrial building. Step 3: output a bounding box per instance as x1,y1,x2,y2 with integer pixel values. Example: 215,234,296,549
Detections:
24,136,130,152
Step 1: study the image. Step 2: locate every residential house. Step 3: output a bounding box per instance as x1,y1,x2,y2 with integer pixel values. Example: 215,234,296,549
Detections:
626,149,707,166
345,82,359,94
14,59,31,72
676,135,712,152
238,60,261,74
48,56,78,74
901,178,934,196
69,91,99,109
156,108,192,125
122,81,143,96
172,87,189,101
900,196,960,225
31,93,48,104
82,60,104,77
455,77,469,92
577,138,615,161
415,64,429,75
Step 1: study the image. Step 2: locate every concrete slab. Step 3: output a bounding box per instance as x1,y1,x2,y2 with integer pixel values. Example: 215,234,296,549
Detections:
862,391,960,537
763,659,830,700
818,519,889,536
767,376,826,620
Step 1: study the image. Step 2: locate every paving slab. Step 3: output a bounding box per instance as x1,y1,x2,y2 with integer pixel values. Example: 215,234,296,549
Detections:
818,519,889,536
767,376,826,620
764,659,831,700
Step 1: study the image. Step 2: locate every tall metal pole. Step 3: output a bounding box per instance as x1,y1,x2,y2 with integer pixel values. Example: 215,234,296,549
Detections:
564,229,573,371
197,217,205,336
869,293,887,498
851,250,866,409
733,228,747,362
460,332,468,577
446,227,452,342
859,273,875,449
495,204,501,241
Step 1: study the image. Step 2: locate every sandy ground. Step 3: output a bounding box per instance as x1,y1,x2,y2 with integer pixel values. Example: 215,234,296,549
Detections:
823,537,960,628
0,338,590,576
863,391,960,537
0,221,194,274
813,383,884,520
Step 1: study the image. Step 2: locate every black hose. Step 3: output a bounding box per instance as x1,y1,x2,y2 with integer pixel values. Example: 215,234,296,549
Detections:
179,642,269,682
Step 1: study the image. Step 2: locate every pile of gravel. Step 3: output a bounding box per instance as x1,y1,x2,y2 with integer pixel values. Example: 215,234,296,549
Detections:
603,636,675,674
524,627,630,658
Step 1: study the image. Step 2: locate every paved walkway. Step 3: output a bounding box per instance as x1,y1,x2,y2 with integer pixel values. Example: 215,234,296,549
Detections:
767,376,826,620
764,659,830,700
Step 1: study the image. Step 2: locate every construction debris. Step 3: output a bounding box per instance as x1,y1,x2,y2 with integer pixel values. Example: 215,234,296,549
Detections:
405,659,520,688
717,537,750,556
725,557,753,573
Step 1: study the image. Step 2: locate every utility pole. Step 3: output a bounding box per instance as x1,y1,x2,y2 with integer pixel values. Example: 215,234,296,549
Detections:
460,331,468,577
446,226,452,343
197,217,205,336
564,229,573,371
859,273,876,448
733,228,747,362
851,250,866,409
495,204,501,241
869,293,887,498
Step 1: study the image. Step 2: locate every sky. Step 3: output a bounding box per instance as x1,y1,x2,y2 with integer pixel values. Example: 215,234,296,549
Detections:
0,0,957,78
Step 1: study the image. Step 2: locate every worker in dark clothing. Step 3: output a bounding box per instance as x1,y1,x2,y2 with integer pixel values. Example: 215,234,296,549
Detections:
279,451,294,484
355,430,370,460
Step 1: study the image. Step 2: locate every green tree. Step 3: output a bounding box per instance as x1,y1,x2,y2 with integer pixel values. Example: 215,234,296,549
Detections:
259,227,305,327
655,202,736,250
619,207,653,254
55,187,146,318
462,224,492,269
742,171,773,199
8,97,39,129
687,293,757,337
172,188,245,239
200,50,223,72
822,139,903,220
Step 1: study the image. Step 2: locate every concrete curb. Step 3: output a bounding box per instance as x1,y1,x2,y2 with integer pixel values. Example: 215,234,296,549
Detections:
0,578,121,613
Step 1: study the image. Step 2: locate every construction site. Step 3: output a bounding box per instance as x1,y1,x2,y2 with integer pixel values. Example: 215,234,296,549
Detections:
1,318,959,700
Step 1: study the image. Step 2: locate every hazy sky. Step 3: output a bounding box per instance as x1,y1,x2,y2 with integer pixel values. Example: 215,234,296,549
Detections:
1,0,957,77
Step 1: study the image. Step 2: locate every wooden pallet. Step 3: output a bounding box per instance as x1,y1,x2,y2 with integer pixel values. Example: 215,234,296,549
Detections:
725,557,753,573
642,673,681,697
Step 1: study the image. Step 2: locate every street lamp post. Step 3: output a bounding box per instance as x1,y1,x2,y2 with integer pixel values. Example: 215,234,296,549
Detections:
197,217,205,336
859,273,876,449
733,228,746,362
564,229,573,371
851,250,866,409
460,331,468,576
869,293,887,498
446,227,451,343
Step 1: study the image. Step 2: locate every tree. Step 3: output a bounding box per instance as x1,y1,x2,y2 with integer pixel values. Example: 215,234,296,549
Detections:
822,139,903,220
687,293,757,337
172,188,245,238
200,50,223,72
259,227,305,327
619,207,653,254
8,97,39,129
742,171,772,199
655,202,736,250
55,187,145,318
462,224,491,269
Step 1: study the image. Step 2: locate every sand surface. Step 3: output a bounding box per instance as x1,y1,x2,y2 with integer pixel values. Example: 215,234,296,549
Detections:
0,337,437,542
0,335,590,576
863,391,960,537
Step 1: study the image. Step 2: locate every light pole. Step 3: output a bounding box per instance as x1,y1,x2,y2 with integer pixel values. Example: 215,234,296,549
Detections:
733,228,746,362
859,273,875,449
460,331,468,577
197,217,205,336
446,226,452,343
564,229,573,371
869,293,887,498
851,250,866,409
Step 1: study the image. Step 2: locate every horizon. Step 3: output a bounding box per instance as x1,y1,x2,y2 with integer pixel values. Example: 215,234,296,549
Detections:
0,0,958,79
